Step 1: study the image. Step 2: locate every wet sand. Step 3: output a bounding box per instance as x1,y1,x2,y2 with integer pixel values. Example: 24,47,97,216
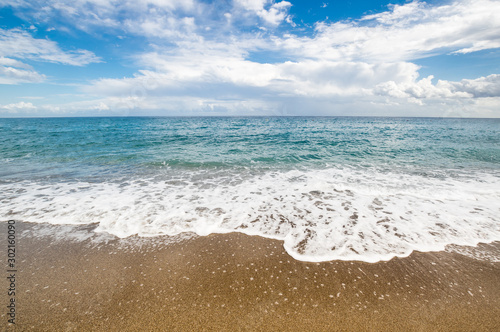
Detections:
2,221,500,331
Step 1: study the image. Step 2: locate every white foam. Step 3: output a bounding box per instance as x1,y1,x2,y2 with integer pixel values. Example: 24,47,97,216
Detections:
1,167,499,262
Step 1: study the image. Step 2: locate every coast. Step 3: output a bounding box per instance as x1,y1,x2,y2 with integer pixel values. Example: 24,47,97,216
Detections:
2,221,500,331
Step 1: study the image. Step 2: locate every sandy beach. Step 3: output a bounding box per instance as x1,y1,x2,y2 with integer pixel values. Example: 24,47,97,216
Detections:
2,221,500,331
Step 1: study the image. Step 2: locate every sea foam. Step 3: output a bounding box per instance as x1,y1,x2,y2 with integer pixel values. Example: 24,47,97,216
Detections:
2,167,499,262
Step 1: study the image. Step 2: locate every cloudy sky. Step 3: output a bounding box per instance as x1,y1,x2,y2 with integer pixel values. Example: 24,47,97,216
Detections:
0,0,499,117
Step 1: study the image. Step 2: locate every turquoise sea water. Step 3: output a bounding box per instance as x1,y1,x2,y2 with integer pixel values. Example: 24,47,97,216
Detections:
1,117,499,262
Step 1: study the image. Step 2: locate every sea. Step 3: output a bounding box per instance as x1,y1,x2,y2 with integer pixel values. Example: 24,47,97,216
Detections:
1,116,499,262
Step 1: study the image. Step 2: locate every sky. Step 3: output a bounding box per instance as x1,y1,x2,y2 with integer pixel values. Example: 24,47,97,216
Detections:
0,0,499,117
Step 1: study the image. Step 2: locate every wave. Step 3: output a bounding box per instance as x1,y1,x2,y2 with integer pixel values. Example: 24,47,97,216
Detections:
1,167,499,263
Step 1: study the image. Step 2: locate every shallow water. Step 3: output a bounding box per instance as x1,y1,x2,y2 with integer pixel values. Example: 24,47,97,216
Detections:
1,116,499,262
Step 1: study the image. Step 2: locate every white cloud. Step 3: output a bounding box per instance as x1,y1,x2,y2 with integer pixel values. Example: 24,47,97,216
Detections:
2,0,500,117
235,0,292,26
0,57,32,69
442,74,500,98
276,61,420,96
5,0,200,38
93,102,110,111
5,0,292,34
0,28,100,84
84,49,423,98
0,65,46,84
278,0,500,62
0,28,100,66
5,0,499,63
0,101,37,113
0,57,46,84
375,74,500,100
78,44,500,117
124,15,199,40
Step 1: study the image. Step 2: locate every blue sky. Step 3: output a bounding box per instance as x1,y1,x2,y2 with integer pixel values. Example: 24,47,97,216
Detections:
0,0,499,117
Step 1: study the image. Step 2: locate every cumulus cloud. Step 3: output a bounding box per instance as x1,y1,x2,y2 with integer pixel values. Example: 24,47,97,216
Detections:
85,52,406,96
2,0,500,116
79,0,500,105
235,0,292,26
375,74,500,100
84,47,423,98
80,44,500,117
278,0,500,62
442,74,500,98
0,101,37,113
85,51,500,102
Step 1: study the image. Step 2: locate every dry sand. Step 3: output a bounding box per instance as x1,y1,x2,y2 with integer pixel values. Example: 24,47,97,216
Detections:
2,221,499,331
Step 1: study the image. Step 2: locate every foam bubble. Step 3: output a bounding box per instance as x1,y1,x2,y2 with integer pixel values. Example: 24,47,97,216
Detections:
1,167,499,262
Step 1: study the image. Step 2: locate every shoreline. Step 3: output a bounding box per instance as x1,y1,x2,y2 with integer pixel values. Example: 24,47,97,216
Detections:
2,221,500,331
